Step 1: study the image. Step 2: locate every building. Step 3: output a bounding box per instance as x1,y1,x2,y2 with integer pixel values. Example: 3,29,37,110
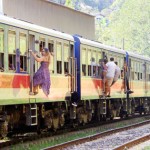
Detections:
0,0,95,40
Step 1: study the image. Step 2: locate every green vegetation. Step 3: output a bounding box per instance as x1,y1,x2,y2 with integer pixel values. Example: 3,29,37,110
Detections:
56,0,150,56
97,0,150,56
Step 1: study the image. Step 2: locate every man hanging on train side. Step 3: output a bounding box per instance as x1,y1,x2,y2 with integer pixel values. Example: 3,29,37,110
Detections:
107,61,121,96
105,57,116,97
120,61,134,94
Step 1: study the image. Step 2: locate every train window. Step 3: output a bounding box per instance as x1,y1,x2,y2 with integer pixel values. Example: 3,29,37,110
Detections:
92,51,96,76
0,53,4,72
140,73,142,80
0,29,4,71
20,33,27,71
9,54,16,71
8,31,16,53
97,52,102,77
121,70,124,79
40,38,45,52
134,72,138,80
48,41,54,74
20,56,27,71
82,48,86,76
8,31,16,71
138,73,140,80
131,71,134,80
20,33,27,55
88,50,91,76
0,29,4,53
56,42,62,74
64,43,69,74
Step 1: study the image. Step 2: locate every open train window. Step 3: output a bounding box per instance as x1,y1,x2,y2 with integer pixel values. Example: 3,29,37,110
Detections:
97,52,102,78
0,53,4,72
91,57,96,76
138,72,140,80
8,30,16,71
20,56,27,71
92,51,96,77
88,50,91,76
121,70,124,79
140,73,142,80
88,65,91,76
0,29,4,71
48,41,54,74
40,38,45,52
9,54,16,70
56,42,62,74
82,48,86,76
82,65,86,76
64,43,69,74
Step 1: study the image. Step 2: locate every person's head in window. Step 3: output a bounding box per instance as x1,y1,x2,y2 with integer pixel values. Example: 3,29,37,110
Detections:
110,57,114,61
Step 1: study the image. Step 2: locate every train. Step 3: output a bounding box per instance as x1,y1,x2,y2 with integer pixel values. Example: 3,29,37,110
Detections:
0,14,150,137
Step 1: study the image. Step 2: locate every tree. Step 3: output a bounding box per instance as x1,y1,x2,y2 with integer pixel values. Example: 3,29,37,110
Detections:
65,0,74,9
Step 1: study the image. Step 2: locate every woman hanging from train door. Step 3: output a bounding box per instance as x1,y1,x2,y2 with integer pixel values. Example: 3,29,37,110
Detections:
29,48,53,97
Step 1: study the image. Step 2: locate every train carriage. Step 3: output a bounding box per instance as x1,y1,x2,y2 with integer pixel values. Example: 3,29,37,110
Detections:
0,14,150,137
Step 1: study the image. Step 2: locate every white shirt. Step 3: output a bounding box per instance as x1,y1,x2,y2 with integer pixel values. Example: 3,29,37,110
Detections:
106,61,116,78
114,65,121,81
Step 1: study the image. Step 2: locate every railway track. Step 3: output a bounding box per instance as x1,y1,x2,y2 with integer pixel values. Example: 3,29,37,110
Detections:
0,115,150,149
114,134,150,150
43,117,150,150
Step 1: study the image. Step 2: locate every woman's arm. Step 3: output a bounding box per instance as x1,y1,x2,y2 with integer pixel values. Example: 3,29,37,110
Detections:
29,50,44,62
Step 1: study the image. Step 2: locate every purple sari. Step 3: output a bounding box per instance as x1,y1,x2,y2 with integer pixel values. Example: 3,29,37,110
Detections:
33,61,50,96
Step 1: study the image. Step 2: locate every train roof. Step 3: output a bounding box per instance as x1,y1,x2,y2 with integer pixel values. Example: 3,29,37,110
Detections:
0,15,150,62
127,51,150,62
79,37,125,54
0,15,74,41
78,37,150,62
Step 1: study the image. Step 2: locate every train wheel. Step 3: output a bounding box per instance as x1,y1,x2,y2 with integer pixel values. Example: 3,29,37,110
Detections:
0,121,8,138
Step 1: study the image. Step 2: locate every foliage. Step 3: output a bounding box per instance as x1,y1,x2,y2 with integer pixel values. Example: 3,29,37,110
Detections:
65,0,74,9
97,0,150,56
51,0,150,56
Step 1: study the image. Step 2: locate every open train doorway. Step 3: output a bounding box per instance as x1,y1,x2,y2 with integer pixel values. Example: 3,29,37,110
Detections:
29,34,36,94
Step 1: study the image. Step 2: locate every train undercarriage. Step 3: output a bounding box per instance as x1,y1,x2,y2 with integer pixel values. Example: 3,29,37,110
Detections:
0,97,149,138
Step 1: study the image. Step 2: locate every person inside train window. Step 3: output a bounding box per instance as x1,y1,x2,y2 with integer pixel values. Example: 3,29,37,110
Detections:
19,61,26,72
121,61,134,94
9,63,15,70
105,57,116,97
29,48,53,97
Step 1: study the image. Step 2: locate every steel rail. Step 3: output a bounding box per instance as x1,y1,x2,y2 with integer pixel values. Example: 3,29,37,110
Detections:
43,120,150,150
114,134,150,150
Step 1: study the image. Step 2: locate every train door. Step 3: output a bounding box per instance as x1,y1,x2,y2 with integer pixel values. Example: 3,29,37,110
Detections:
28,32,39,94
128,57,132,90
0,24,5,72
68,43,76,92
145,62,148,94
18,29,28,73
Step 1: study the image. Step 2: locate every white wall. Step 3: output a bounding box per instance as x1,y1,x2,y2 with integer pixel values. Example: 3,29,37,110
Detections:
2,0,95,40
